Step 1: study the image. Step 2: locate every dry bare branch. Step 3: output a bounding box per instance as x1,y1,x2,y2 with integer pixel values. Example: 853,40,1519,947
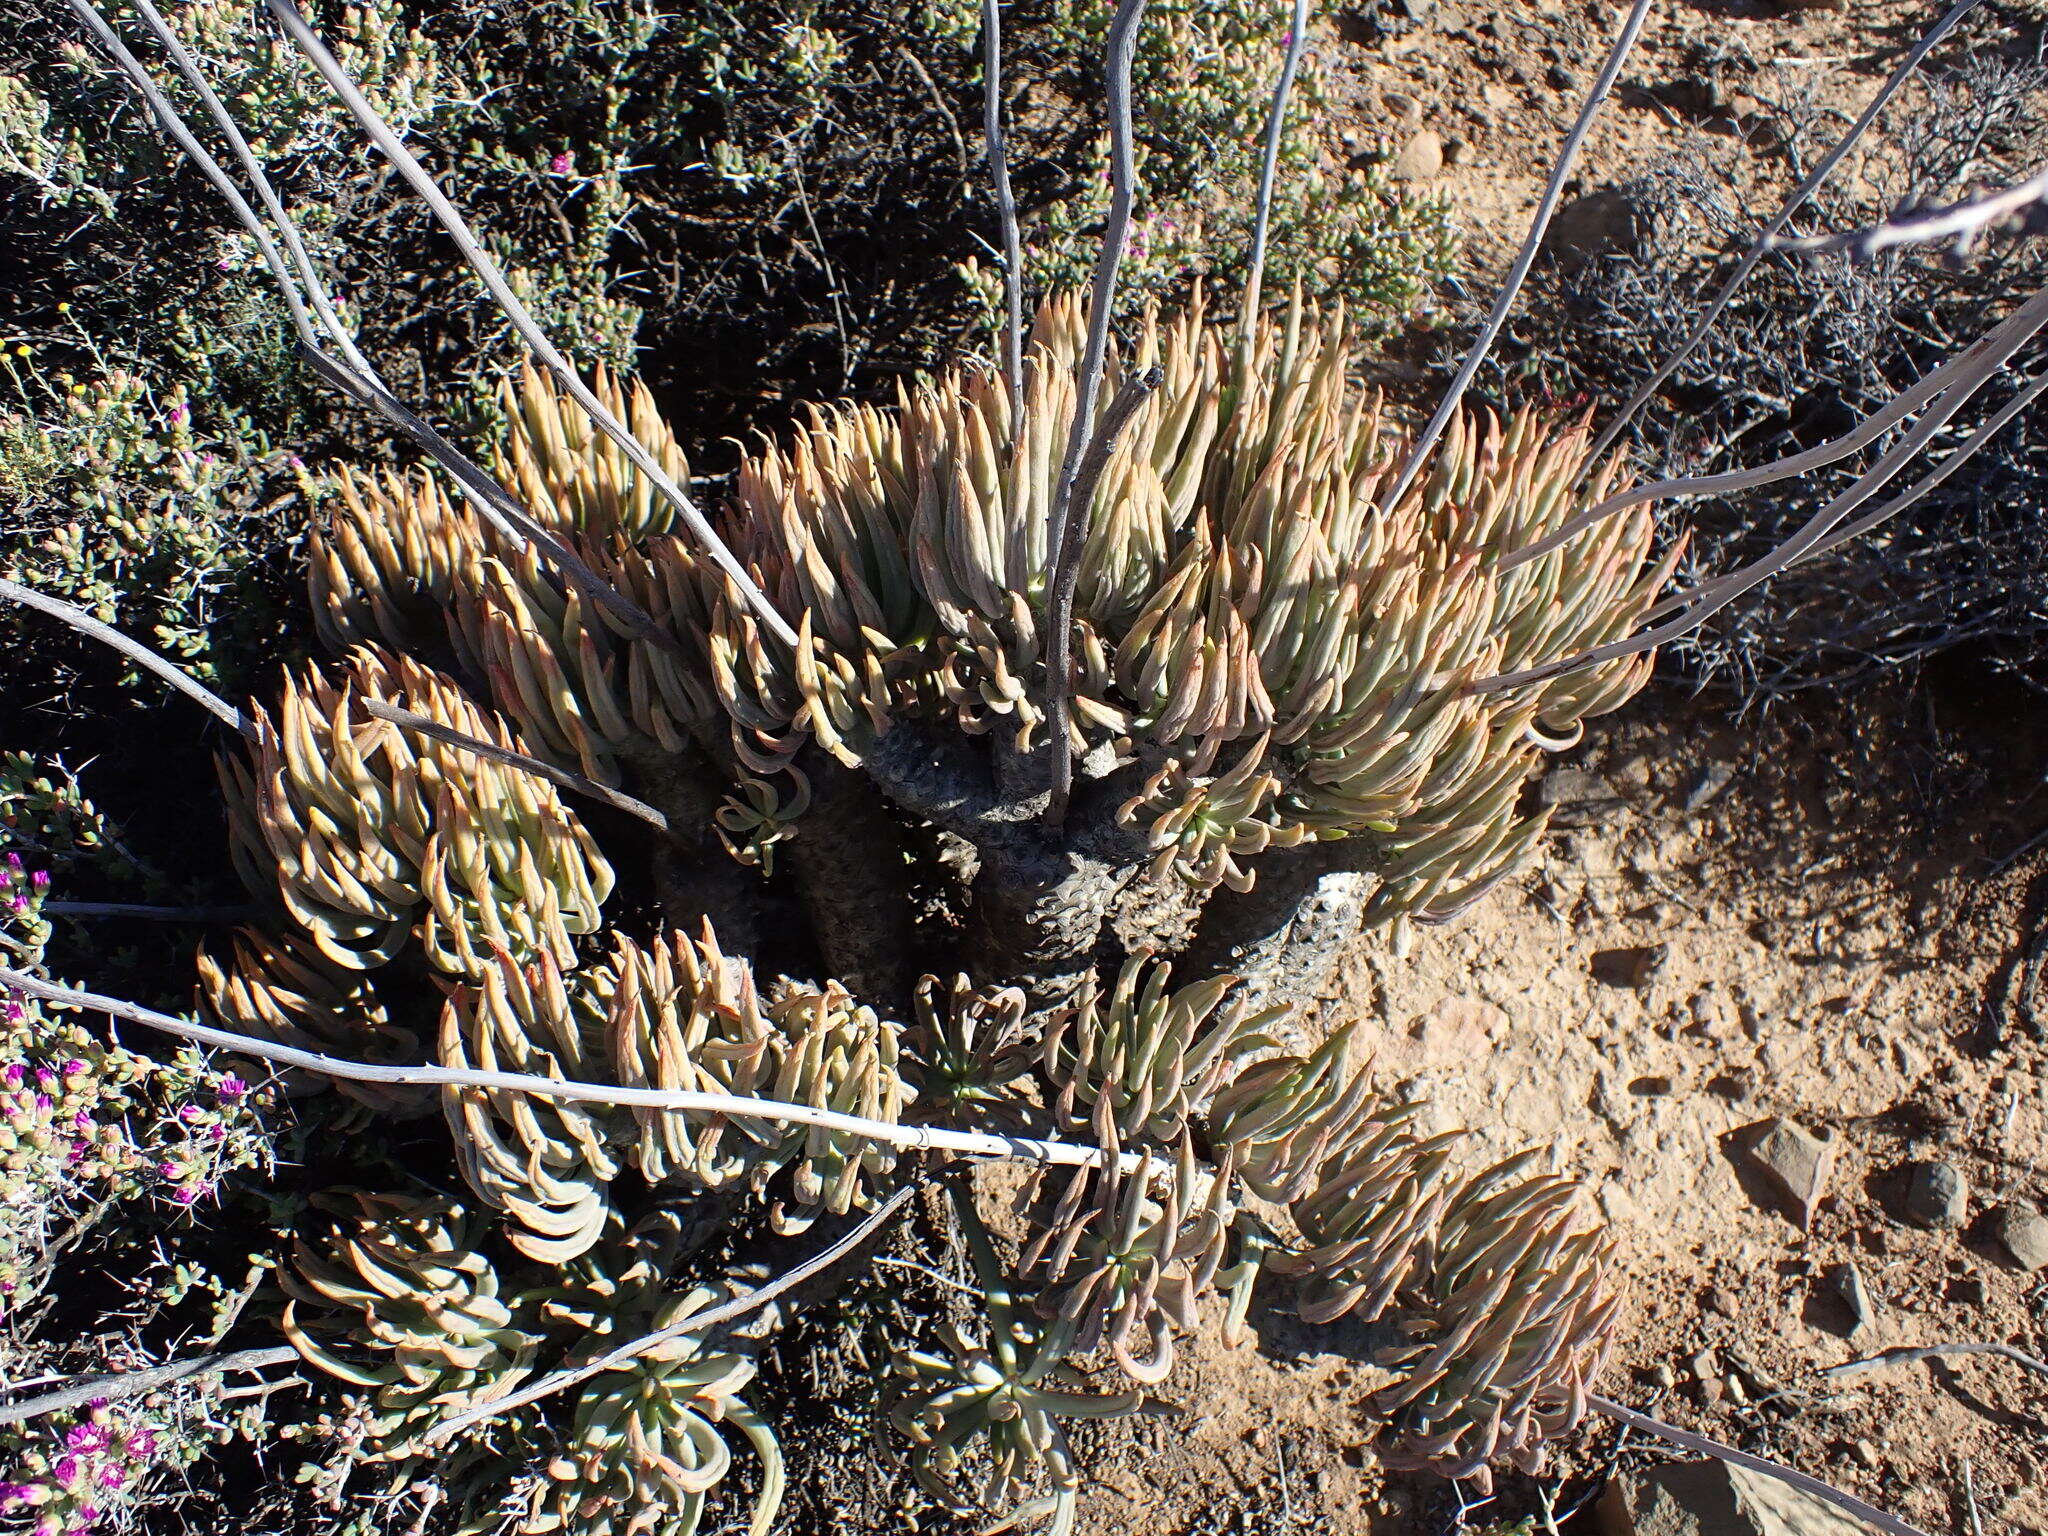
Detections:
0,1347,302,1426
1819,1341,2048,1385
1590,1394,1932,1536
1766,164,2048,261
0,575,255,739
1381,0,1653,510
358,700,672,833
1585,0,1988,465
1044,0,1150,575
982,0,1025,419
0,969,1111,1169
1239,0,1312,337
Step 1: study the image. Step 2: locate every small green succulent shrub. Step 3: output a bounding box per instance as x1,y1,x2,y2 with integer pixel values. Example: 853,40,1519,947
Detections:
136,273,1663,1534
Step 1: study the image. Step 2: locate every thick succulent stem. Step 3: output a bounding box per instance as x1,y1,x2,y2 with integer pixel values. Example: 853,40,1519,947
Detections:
785,754,917,1011
634,751,766,958
1180,840,1383,1019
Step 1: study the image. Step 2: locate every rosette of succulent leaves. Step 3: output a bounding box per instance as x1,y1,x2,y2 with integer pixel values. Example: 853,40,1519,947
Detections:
30,3,1710,1533
224,287,1642,1534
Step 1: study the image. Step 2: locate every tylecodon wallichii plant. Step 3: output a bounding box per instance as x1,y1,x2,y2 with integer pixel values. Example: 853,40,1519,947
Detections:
3,0,2035,1534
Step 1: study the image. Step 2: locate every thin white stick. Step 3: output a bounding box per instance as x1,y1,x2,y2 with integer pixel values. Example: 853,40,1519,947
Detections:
262,0,799,651
0,576,254,739
1381,0,1654,511
0,969,1107,1169
423,1186,915,1444
1505,280,2048,572
1044,0,1150,574
1239,0,1312,339
1584,0,1985,466
982,0,1025,421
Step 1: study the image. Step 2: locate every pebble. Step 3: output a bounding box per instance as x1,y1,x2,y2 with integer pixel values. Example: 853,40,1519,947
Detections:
1746,1116,1834,1230
1905,1160,1968,1230
1389,129,1444,181
1831,1261,1875,1337
1993,1202,2048,1273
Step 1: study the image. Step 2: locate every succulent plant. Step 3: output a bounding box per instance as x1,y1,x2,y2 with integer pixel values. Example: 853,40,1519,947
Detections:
907,972,1038,1117
280,1192,545,1463
763,978,912,1233
1205,1021,1375,1203
440,947,630,1263
1019,1138,1233,1384
891,1188,1146,1535
216,645,614,979
1362,1153,1620,1489
1041,953,1280,1145
1267,1106,1463,1326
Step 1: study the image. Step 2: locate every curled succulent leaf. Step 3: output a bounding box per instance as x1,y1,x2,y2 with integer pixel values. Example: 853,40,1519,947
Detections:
1042,953,1281,1145
281,1191,543,1462
440,948,629,1263
891,1187,1143,1535
907,972,1037,1117
1366,1153,1621,1489
1019,1139,1233,1385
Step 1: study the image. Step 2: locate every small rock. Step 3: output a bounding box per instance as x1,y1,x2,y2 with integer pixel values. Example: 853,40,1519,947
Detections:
1537,766,1628,825
1993,1202,2048,1273
1682,761,1737,813
1746,1117,1834,1231
1905,1161,1968,1230
1649,1361,1678,1391
1440,136,1469,167
1389,128,1444,181
1830,1262,1875,1338
1380,89,1424,126
1593,944,1668,990
1548,63,1581,92
1543,186,1647,270
1706,1287,1738,1319
1852,1439,1882,1471
1599,1457,1884,1536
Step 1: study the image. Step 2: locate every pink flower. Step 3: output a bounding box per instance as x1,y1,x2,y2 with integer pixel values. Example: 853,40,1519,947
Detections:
158,1161,182,1180
63,1060,86,1076
4,1064,22,1085
53,1456,81,1489
0,1482,30,1509
126,1430,156,1459
548,151,572,174
65,1424,110,1453
30,870,48,889
170,1186,200,1207
96,1468,123,1490
207,1124,225,1143
35,1068,55,1088
216,1076,248,1100
177,1104,202,1123
168,403,188,427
